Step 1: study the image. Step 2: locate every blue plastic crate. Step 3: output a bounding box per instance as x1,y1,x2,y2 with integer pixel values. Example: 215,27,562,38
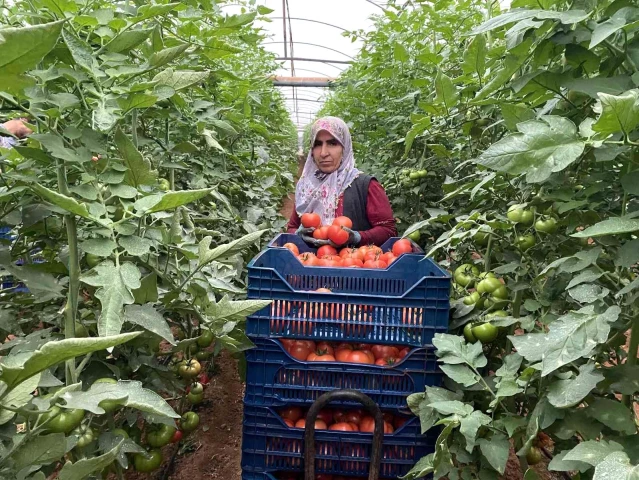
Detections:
247,235,450,347
244,338,442,410
241,404,435,478
2,257,46,293
241,470,398,479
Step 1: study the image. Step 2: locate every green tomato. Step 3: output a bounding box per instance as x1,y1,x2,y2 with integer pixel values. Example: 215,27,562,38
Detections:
485,310,508,319
526,446,543,465
463,291,481,306
187,391,204,404
454,264,479,287
178,359,202,379
474,230,490,246
158,179,170,191
471,323,499,343
478,272,497,280
147,424,176,448
196,350,212,361
74,321,88,338
534,217,558,234
516,234,536,251
197,329,214,348
463,323,476,343
507,206,534,225
417,169,428,178
409,171,421,180
476,277,502,295
190,382,204,395
134,449,163,473
73,425,95,448
407,230,421,242
43,407,85,434
112,428,129,439
85,253,101,268
180,412,200,433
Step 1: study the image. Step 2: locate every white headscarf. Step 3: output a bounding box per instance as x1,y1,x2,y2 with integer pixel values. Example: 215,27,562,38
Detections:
295,117,361,225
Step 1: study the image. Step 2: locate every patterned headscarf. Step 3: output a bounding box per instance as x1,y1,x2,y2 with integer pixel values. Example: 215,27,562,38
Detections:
295,116,361,225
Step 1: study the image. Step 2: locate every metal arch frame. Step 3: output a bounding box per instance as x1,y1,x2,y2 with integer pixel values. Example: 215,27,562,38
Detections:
289,67,335,77
263,41,355,60
269,17,349,33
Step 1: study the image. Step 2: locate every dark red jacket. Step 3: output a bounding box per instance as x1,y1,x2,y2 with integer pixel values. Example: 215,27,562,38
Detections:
287,179,397,246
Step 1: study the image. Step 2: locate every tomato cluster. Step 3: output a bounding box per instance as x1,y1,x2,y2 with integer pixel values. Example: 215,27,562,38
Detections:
278,474,395,480
285,238,414,269
280,339,411,365
279,406,408,434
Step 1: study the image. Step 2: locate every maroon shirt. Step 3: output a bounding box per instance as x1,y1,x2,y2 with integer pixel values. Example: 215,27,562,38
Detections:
287,179,398,246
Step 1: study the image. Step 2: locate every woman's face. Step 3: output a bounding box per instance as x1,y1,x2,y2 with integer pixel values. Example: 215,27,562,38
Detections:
312,130,343,174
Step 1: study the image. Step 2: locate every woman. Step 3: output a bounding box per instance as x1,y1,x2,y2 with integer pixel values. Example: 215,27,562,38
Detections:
287,116,397,247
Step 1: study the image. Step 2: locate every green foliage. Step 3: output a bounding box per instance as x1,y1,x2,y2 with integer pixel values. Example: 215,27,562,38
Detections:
326,0,639,477
0,0,295,476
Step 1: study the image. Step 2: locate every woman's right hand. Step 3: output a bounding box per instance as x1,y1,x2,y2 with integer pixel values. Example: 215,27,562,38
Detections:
296,226,330,246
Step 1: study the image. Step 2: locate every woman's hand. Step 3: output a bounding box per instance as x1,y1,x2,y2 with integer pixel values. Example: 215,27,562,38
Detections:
335,227,361,247
2,119,32,138
295,226,331,247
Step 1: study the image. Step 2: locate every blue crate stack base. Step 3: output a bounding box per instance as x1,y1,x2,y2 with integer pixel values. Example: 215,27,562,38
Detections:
242,234,450,480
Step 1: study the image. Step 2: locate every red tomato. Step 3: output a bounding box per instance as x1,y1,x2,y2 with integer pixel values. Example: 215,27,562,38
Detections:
332,216,353,229
295,418,328,430
307,351,336,361
335,347,353,362
298,253,320,266
339,247,363,259
392,238,413,256
316,342,334,356
301,213,321,228
315,475,334,480
380,252,396,264
315,287,332,293
343,411,362,425
284,418,295,427
383,412,394,424
393,416,408,430
313,226,330,240
363,250,380,262
375,357,399,367
371,345,400,360
333,410,346,423
280,406,303,422
317,245,338,257
398,347,410,359
348,422,359,431
346,350,374,364
328,225,349,245
283,242,299,255
280,338,295,349
317,409,334,425
289,343,314,361
295,340,317,349
342,258,363,268
321,258,342,267
363,259,387,269
359,417,394,434
329,422,355,431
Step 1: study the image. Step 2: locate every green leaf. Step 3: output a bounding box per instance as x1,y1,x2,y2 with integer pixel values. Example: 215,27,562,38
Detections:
602,364,639,395
399,453,434,480
586,398,636,435
11,433,66,470
394,43,409,62
434,70,459,110
114,128,157,187
145,189,212,214
109,184,138,199
428,400,473,416
149,44,189,69
135,3,180,21
117,93,157,113
549,450,592,473
118,236,153,256
564,440,624,467
477,116,585,183
62,379,179,418
432,333,487,369
572,217,639,238
31,184,93,220
439,364,479,387
471,8,589,35
593,452,639,479
198,230,266,267
567,268,603,289
132,273,158,304
220,12,257,28
0,21,64,75
208,296,272,324
81,262,140,337
547,363,604,408
0,373,41,424
0,333,139,389
0,249,64,302
593,90,639,136
590,8,639,49
80,238,117,257
124,304,174,345
152,68,209,91
462,34,487,78
479,434,510,475
61,29,96,74
563,76,635,98
460,410,492,453
105,27,153,53
501,104,536,131
31,133,85,163
58,441,123,480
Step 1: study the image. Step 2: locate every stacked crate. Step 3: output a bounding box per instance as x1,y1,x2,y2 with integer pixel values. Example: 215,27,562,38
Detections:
241,234,451,480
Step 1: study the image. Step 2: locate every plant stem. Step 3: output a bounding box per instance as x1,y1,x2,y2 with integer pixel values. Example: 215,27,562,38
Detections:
622,315,639,408
57,161,79,385
132,109,138,149
484,233,493,272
